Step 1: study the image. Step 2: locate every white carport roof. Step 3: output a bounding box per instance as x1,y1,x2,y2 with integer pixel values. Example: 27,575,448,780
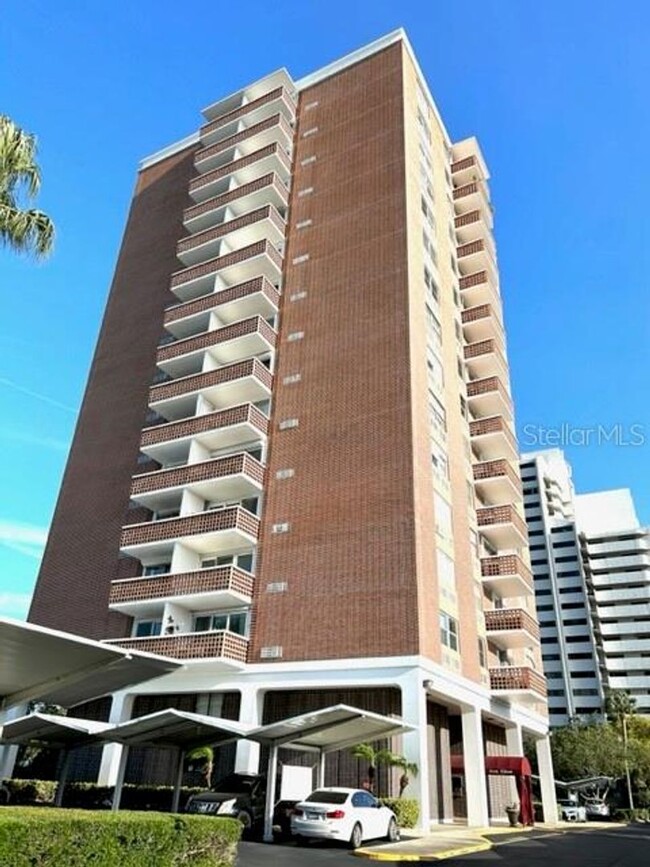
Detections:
0,712,112,747
249,704,414,752
102,708,254,750
0,617,180,710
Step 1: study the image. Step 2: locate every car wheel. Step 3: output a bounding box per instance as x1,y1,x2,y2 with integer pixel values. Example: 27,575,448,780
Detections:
386,817,399,843
349,823,363,850
236,810,253,833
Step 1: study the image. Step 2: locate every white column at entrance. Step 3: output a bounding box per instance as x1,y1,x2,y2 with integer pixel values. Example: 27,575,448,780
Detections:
399,671,430,831
535,735,557,824
235,688,262,774
461,707,489,828
97,692,135,787
505,724,524,804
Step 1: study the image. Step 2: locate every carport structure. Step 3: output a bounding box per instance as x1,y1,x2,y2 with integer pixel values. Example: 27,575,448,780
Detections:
0,616,180,781
3,701,413,843
104,702,414,841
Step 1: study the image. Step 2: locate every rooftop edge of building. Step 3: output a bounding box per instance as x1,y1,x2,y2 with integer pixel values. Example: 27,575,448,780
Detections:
139,28,452,172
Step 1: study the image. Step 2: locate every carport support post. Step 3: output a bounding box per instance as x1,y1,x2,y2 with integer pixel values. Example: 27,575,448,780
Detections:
54,748,72,808
263,742,279,843
171,748,184,814
535,735,558,824
318,749,326,788
111,743,130,812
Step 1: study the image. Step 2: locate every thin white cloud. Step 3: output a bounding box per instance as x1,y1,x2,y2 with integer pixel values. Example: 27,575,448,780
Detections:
0,376,77,413
0,520,49,549
0,592,32,618
1,540,44,560
0,428,70,452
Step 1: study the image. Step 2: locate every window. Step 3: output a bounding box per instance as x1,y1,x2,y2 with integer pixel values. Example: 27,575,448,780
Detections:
193,611,247,636
134,620,162,638
435,493,453,540
143,563,171,577
424,267,439,302
440,612,459,651
478,639,487,668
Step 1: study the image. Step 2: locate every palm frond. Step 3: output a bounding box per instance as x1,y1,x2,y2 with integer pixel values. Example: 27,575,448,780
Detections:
0,203,54,257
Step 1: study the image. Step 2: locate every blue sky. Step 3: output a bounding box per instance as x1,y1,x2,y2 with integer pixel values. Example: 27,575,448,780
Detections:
1,0,648,619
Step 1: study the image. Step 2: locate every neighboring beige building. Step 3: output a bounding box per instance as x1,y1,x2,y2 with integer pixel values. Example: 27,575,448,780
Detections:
28,30,554,827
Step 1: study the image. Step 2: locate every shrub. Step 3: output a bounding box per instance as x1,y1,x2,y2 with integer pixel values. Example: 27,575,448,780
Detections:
1,779,205,811
612,807,650,823
380,797,419,828
3,779,57,804
0,807,241,866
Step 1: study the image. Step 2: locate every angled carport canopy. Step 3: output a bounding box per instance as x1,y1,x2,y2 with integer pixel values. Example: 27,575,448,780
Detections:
0,617,180,711
0,712,113,806
102,709,255,814
250,704,416,842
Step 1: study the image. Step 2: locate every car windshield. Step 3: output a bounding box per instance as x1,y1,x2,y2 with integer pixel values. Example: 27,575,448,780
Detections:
212,774,258,794
304,791,349,805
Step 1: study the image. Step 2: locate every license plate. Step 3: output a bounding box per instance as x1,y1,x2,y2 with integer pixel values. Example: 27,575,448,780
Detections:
306,812,323,820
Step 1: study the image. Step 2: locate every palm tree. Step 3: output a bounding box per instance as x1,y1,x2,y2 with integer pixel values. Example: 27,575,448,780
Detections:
605,689,636,810
350,743,394,794
385,754,419,798
0,115,54,257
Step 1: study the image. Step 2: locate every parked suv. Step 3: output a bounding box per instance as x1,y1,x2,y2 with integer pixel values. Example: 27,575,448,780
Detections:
185,773,296,837
583,797,610,820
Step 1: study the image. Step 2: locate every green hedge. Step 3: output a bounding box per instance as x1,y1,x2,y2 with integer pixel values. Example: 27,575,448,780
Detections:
0,807,240,867
3,780,204,810
612,807,649,823
379,798,419,828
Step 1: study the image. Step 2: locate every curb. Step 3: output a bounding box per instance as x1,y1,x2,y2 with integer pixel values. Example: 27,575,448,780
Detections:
354,839,492,862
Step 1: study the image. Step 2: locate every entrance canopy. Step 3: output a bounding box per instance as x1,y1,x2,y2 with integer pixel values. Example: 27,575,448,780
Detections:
0,712,111,747
451,754,532,776
0,617,180,710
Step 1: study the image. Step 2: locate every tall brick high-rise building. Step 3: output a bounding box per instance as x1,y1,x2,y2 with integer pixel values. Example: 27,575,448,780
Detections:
28,31,554,826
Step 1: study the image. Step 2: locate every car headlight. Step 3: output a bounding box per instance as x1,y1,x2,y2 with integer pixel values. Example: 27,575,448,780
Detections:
217,799,237,815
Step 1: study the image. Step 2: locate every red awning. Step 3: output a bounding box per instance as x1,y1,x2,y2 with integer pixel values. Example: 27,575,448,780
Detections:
450,754,532,776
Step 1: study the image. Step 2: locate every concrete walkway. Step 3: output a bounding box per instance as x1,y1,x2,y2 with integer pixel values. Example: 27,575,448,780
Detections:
354,821,623,861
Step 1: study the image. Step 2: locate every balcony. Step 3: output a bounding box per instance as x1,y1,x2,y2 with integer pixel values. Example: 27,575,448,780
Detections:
461,304,503,343
105,630,249,665
454,208,493,242
164,277,280,340
463,339,507,381
489,666,547,702
476,504,528,550
469,415,518,461
452,180,491,217
149,358,272,421
456,237,497,281
459,268,499,307
473,459,522,503
120,506,259,560
484,608,540,649
177,205,285,268
157,316,277,378
130,452,265,510
466,376,512,419
199,89,295,148
140,403,268,465
108,565,254,618
480,554,534,598
450,154,485,185
193,114,293,182
170,239,283,303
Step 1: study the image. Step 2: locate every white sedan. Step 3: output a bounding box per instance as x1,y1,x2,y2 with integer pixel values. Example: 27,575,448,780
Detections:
291,787,399,849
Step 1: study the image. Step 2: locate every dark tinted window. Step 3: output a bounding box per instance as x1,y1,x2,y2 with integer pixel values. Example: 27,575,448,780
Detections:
305,791,349,805
213,774,260,793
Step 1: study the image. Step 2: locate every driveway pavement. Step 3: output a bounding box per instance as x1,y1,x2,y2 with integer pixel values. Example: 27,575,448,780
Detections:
236,823,650,866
